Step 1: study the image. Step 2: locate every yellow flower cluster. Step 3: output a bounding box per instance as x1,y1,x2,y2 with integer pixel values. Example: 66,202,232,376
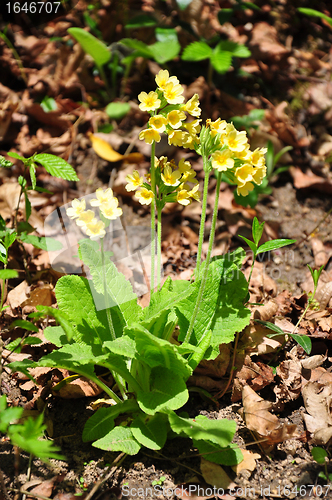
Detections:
66,188,122,240
207,120,267,196
125,157,200,207
138,70,201,149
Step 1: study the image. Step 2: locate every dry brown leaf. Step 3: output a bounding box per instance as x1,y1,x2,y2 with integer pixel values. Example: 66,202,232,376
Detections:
311,238,329,268
231,449,261,474
232,357,274,402
200,458,236,490
275,359,302,402
289,166,332,194
250,22,290,61
302,370,332,444
54,377,103,399
253,300,278,321
240,323,282,356
194,345,230,379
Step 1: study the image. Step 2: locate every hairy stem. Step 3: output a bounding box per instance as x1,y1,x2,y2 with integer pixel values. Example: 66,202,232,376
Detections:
185,171,222,344
195,170,210,279
157,205,162,291
150,142,156,300
101,239,116,341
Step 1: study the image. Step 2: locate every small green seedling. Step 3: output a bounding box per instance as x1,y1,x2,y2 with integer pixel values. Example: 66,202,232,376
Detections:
311,447,332,482
152,476,166,486
298,8,332,28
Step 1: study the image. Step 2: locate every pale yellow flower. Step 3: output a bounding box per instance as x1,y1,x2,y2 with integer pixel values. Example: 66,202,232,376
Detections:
149,115,167,133
181,94,201,117
100,198,123,220
139,128,161,144
235,145,251,161
237,181,254,197
163,81,185,105
76,210,96,227
161,165,181,187
167,130,187,147
184,119,201,135
188,183,200,202
182,132,198,150
155,156,168,170
252,164,267,186
66,198,86,219
250,147,267,167
177,189,191,206
125,170,143,192
178,158,192,173
85,219,106,240
224,128,248,153
90,188,114,207
138,91,161,112
135,188,154,205
235,164,254,185
211,149,234,172
207,118,227,138
155,69,179,91
167,110,186,129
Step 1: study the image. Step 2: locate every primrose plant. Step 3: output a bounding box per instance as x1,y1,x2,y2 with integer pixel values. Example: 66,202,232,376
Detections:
9,71,293,464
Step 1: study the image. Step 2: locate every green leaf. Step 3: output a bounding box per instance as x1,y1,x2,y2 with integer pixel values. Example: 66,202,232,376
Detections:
125,14,157,29
182,41,212,61
105,102,130,120
131,413,168,450
273,146,293,166
7,152,26,161
78,239,142,335
40,96,58,112
216,40,250,58
168,413,236,448
290,334,312,354
193,440,243,466
93,426,141,454
0,245,6,264
0,402,23,433
36,305,75,342
19,233,63,251
24,192,31,222
4,230,17,250
210,50,233,73
103,336,136,358
238,235,257,255
298,8,332,28
34,154,78,181
311,446,328,464
155,27,178,44
43,326,67,347
218,8,234,25
119,38,153,59
149,40,180,64
0,269,18,280
252,216,265,246
255,320,285,336
83,400,139,442
6,338,23,352
256,239,296,254
29,163,36,190
11,319,39,332
137,366,189,415
68,27,111,66
187,330,212,370
22,337,42,346
0,155,14,168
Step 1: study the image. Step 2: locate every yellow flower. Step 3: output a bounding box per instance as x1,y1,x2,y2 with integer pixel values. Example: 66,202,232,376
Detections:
155,69,179,91
178,158,191,173
100,198,123,220
224,128,248,152
207,118,227,138
250,147,267,167
182,133,199,150
237,181,254,197
167,110,186,129
177,189,191,206
167,130,186,147
66,198,86,219
252,164,267,186
149,115,167,133
139,128,161,144
188,183,200,202
235,164,254,185
155,156,168,170
163,81,185,105
161,165,181,186
76,210,96,227
184,119,201,135
90,188,114,207
135,188,154,205
138,91,161,112
182,94,201,117
235,145,251,161
211,149,234,172
85,219,106,240
125,170,143,192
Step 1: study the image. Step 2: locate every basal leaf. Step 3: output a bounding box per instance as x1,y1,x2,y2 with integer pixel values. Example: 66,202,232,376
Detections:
68,27,111,66
103,336,136,358
193,440,243,466
137,366,189,415
93,426,141,455
168,413,236,448
182,41,212,61
43,326,68,347
131,413,168,450
34,154,79,181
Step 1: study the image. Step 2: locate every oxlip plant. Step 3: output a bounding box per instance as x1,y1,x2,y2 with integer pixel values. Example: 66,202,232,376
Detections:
9,70,294,464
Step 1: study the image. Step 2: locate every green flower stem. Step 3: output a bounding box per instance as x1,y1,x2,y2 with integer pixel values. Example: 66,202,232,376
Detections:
150,142,156,300
86,373,122,403
185,171,222,344
157,205,162,291
195,169,210,279
100,239,116,342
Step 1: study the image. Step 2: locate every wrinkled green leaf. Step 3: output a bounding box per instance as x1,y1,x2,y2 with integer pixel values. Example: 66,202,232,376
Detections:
34,154,78,181
131,413,168,450
93,426,141,454
182,41,212,61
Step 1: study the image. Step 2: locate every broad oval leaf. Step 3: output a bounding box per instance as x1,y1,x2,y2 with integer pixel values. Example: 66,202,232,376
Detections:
210,50,232,73
290,333,312,355
68,27,111,66
34,154,79,181
149,40,181,64
105,102,130,120
131,413,168,450
0,269,18,280
93,426,141,454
